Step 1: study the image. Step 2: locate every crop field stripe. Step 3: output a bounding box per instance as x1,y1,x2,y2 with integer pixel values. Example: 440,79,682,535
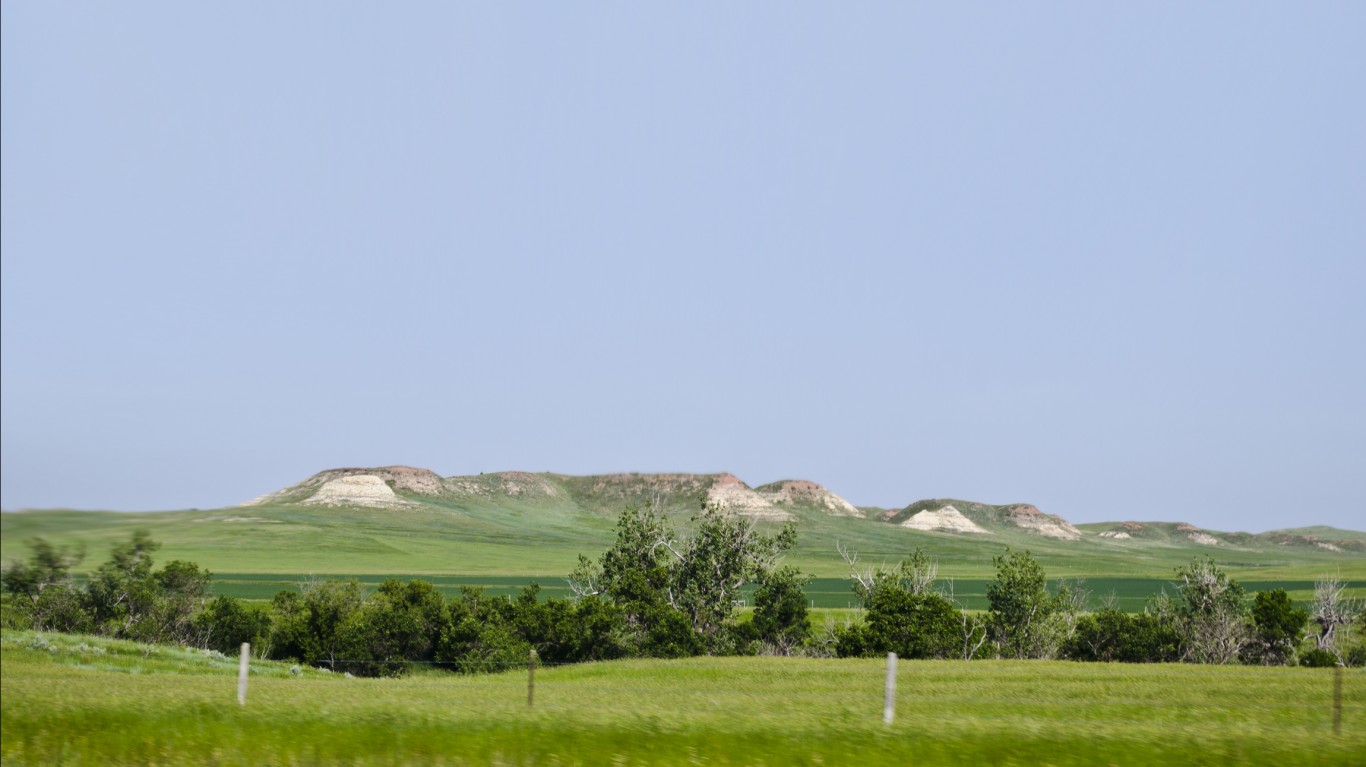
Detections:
205,573,1365,611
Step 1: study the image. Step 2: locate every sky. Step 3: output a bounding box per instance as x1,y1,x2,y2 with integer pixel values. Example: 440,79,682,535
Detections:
2,3,1363,532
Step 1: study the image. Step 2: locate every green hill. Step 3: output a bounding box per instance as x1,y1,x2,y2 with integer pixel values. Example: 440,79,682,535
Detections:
3,466,1363,583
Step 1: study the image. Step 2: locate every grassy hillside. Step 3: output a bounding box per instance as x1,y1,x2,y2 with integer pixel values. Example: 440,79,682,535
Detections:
3,467,1362,587
3,629,1362,766
3,503,1362,584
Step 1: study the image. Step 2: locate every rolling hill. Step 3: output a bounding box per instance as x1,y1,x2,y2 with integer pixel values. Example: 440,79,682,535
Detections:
3,466,1363,583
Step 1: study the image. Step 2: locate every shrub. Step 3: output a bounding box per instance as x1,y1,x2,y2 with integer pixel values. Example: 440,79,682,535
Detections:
1345,644,1366,668
1244,589,1309,665
1300,648,1338,667
195,596,271,655
1064,608,1180,663
751,567,812,655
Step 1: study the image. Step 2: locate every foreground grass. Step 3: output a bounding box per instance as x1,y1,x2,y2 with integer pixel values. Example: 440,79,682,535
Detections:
3,631,1363,766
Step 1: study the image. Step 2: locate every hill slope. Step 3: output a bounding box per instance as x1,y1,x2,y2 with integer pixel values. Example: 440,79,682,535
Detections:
3,465,1363,580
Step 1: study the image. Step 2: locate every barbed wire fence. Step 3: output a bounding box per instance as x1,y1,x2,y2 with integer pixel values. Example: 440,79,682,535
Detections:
230,644,1360,737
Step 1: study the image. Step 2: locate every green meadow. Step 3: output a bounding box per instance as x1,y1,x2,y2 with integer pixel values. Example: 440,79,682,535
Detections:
3,629,1362,766
6,503,1362,613
4,503,1363,581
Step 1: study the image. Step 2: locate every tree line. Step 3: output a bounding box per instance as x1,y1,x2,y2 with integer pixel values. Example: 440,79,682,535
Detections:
3,506,1363,675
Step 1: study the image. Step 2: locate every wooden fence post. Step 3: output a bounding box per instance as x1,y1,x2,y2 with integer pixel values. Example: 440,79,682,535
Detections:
1333,664,1343,736
528,649,538,708
237,642,250,706
884,652,897,725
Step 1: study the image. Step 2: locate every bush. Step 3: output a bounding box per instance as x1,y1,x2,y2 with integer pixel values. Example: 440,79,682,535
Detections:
436,588,532,674
1300,648,1339,668
1064,609,1179,663
1245,589,1309,665
751,567,812,654
1345,645,1366,668
865,590,960,659
195,596,271,655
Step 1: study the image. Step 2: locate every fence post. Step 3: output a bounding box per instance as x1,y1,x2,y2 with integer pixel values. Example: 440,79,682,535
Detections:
237,642,250,706
528,649,538,708
1333,664,1343,736
884,652,897,725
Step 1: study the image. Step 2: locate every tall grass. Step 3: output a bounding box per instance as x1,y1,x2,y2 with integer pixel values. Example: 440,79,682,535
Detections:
3,630,1362,766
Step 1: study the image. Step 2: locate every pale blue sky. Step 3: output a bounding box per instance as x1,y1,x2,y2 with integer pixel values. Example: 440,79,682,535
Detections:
3,3,1363,532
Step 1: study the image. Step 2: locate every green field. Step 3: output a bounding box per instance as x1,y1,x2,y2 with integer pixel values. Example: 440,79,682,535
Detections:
6,501,1363,622
4,503,1363,585
3,629,1362,766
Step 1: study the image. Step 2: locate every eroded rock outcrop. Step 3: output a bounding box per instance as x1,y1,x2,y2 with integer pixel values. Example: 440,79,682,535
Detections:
705,474,793,521
302,475,414,508
899,504,992,534
756,479,862,517
1005,504,1082,541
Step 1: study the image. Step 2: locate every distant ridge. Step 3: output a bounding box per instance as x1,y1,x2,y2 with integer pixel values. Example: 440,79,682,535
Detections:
240,465,1366,551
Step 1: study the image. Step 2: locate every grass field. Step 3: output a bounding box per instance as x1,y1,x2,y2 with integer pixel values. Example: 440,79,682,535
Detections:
6,503,1363,621
2,629,1362,766
4,505,1364,584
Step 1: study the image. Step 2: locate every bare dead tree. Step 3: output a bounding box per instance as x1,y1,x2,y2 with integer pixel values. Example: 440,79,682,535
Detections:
838,543,940,605
565,555,603,599
808,614,853,658
838,541,876,598
945,579,988,660
1051,579,1090,641
904,548,939,597
1312,576,1361,663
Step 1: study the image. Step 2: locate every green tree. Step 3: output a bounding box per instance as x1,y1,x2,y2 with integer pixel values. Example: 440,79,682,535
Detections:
987,548,1079,659
842,589,959,660
1246,589,1309,666
354,579,448,675
1160,558,1250,664
85,531,161,637
570,503,797,654
2,538,84,604
142,559,212,644
436,586,533,674
667,505,797,641
2,538,87,632
835,546,961,659
751,566,812,654
267,590,309,662
195,596,271,655
1064,606,1180,663
276,578,365,670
